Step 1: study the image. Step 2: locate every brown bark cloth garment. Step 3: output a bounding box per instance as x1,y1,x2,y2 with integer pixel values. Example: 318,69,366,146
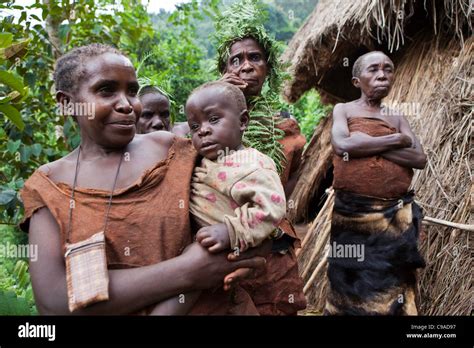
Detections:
327,117,425,315
20,137,258,315
240,118,307,315
333,117,413,199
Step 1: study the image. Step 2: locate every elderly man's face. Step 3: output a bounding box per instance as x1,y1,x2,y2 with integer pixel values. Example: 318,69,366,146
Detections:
225,38,268,97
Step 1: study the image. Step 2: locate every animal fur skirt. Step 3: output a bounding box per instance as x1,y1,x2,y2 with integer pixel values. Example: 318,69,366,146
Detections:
324,190,426,315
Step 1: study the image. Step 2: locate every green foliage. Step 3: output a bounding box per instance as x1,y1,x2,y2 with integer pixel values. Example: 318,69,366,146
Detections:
291,90,332,141
0,3,62,225
243,96,286,174
264,0,319,43
0,290,34,315
0,224,37,315
139,0,220,122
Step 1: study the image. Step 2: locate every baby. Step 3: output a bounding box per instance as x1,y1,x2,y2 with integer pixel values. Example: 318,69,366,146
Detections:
187,81,286,254
150,81,286,315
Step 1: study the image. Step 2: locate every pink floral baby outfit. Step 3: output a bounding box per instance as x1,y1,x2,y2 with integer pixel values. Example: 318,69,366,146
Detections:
190,148,286,252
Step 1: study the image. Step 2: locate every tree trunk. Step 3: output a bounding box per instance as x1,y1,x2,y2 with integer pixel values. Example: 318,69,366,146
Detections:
42,0,64,58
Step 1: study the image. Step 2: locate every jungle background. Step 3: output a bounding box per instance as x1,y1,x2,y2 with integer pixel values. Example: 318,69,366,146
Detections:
0,0,328,314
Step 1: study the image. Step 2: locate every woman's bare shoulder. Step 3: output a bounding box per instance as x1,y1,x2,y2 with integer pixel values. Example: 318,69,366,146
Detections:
37,151,77,182
137,131,176,149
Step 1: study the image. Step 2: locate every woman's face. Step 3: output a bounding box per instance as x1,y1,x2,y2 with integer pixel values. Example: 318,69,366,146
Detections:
353,52,395,100
225,37,268,97
137,93,171,133
70,53,142,149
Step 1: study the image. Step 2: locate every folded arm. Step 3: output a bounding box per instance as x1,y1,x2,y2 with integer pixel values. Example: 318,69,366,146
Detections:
380,115,427,169
331,104,412,158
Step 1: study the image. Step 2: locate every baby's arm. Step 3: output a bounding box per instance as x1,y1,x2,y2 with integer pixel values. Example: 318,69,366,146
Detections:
149,291,201,315
196,224,231,253
224,164,286,253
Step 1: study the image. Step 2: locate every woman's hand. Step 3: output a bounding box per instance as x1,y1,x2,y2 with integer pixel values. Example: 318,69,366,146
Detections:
223,239,272,290
219,72,248,90
396,132,413,148
181,241,267,291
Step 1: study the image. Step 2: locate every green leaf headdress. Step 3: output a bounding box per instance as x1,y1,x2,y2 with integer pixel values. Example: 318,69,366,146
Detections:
214,0,287,174
214,0,285,94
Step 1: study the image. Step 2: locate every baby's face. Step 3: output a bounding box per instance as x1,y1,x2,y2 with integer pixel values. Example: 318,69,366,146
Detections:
186,86,248,161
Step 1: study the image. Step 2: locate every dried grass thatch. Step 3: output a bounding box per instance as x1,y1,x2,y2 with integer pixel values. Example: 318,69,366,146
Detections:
297,192,332,313
296,189,333,312
286,0,473,315
287,115,333,222
283,0,472,103
390,34,473,315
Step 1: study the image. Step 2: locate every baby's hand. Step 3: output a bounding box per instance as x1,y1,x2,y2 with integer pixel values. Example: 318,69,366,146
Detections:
196,224,231,253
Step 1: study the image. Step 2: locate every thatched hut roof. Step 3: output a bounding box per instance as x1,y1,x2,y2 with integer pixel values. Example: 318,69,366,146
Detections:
285,0,473,315
283,0,472,103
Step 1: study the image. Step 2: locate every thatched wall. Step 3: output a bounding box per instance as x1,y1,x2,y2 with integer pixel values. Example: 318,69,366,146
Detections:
283,0,471,102
287,115,332,222
285,0,472,315
388,34,472,315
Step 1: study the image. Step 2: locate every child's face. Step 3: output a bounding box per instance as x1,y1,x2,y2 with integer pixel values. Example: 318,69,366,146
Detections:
137,93,170,133
186,86,248,161
70,53,141,148
353,52,394,100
